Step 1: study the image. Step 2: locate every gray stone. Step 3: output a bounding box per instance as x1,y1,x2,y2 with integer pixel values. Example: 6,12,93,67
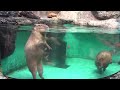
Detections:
91,11,120,20
58,11,120,29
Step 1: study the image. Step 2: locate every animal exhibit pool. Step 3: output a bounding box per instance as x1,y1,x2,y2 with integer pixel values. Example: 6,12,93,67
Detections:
1,24,120,79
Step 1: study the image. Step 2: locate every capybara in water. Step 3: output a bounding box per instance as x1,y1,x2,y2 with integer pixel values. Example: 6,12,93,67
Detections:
44,35,61,63
24,24,51,79
95,51,112,73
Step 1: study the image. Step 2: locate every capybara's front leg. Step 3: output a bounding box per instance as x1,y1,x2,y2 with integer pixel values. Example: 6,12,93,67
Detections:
103,64,109,72
45,41,52,50
37,60,44,79
45,35,52,50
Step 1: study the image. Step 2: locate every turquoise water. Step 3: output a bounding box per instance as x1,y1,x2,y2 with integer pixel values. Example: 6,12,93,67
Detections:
1,24,120,79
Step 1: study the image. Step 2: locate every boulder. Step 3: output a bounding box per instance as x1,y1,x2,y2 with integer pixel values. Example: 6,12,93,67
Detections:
91,11,120,20
57,11,80,22
18,11,40,19
88,19,119,29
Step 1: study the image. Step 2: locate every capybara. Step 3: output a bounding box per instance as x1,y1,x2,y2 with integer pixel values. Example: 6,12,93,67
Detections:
47,13,57,18
45,32,69,68
42,36,61,66
95,51,112,73
24,24,51,79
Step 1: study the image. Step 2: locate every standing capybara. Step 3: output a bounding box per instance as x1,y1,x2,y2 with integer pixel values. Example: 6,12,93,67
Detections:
24,24,51,79
95,51,112,73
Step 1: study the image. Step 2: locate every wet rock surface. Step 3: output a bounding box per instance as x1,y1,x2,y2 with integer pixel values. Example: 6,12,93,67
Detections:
104,71,120,79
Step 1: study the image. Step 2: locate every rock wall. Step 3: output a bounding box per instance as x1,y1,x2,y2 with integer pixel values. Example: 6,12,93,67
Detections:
0,24,18,60
58,11,120,29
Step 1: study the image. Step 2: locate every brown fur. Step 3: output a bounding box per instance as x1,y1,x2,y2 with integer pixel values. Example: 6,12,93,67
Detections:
47,13,57,18
24,24,51,79
95,51,112,73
